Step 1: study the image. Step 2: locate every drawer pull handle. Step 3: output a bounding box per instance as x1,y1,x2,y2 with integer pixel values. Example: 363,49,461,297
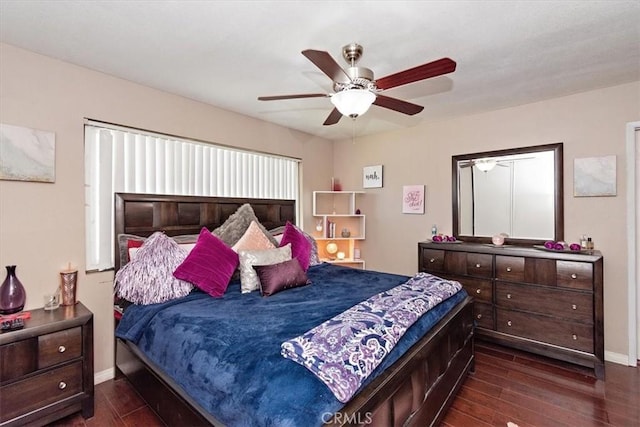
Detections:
58,345,66,353
507,293,512,299
506,267,512,272
429,258,435,263
572,304,577,310
572,334,578,340
475,263,481,268
476,314,482,319
507,320,512,327
571,273,577,279
476,289,481,294
58,381,67,390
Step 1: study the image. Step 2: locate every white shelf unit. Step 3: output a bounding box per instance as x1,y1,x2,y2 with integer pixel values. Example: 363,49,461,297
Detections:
312,191,365,269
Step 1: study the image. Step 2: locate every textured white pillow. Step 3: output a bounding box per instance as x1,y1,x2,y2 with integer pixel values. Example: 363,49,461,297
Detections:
238,244,292,293
115,232,193,304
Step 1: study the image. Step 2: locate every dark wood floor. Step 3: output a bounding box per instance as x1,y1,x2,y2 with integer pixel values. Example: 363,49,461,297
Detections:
51,342,639,427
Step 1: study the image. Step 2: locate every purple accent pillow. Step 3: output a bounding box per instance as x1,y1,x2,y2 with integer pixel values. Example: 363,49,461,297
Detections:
114,232,193,305
254,258,311,297
174,227,239,297
279,222,312,271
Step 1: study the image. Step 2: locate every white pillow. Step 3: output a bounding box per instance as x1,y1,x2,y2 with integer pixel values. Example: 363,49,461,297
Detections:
238,244,291,293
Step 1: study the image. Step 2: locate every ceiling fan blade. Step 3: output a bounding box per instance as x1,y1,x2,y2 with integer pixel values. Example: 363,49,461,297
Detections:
302,50,351,83
323,108,343,126
375,58,456,90
258,93,328,101
373,94,424,115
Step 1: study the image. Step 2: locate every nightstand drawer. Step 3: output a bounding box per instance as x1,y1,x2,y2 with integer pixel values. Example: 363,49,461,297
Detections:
38,326,82,369
0,360,83,422
0,338,37,383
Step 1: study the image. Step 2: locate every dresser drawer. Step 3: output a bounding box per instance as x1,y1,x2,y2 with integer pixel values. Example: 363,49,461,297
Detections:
420,249,445,273
0,360,83,422
496,283,593,323
38,327,82,369
495,255,525,282
496,309,593,353
474,302,494,329
466,253,493,278
1,338,37,383
557,261,593,290
459,277,493,303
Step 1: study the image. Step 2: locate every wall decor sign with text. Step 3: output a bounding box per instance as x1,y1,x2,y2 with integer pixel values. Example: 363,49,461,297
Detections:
402,185,425,214
573,155,616,197
363,165,383,188
0,123,55,183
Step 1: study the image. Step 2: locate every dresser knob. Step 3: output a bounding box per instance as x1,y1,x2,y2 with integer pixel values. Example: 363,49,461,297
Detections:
477,314,482,319
507,293,512,299
571,273,577,279
429,258,435,263
58,345,66,353
475,263,481,268
506,267,512,272
476,289,481,294
507,320,512,327
572,304,577,310
572,334,578,340
58,381,67,390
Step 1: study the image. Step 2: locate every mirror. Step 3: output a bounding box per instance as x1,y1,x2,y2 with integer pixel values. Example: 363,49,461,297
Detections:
452,143,563,245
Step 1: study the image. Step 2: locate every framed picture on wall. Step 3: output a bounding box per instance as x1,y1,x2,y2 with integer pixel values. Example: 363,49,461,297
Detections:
402,185,425,214
363,165,383,188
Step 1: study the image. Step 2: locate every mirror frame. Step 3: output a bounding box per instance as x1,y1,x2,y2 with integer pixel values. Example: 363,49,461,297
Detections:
452,143,564,245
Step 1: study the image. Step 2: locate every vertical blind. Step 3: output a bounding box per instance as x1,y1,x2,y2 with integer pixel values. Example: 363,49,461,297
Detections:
84,123,299,271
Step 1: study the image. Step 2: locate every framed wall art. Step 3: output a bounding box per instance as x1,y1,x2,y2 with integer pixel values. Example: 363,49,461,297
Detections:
574,155,616,197
0,123,55,183
402,185,425,214
363,165,383,188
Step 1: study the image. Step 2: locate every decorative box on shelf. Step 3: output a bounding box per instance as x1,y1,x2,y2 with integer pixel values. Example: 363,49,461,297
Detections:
312,191,365,269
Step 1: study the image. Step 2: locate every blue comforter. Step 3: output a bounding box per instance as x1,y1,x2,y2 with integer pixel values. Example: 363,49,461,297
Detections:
116,263,467,427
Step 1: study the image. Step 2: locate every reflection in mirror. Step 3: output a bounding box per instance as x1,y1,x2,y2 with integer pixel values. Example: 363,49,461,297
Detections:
452,143,563,245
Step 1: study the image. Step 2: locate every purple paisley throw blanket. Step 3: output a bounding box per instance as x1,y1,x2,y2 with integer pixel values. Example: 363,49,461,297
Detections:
281,272,462,402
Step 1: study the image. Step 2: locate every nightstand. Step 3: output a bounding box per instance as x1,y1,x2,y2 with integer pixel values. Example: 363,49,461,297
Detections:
0,302,94,426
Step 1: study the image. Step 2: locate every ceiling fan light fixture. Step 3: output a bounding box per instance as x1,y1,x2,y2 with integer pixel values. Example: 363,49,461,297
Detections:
330,89,376,118
475,158,497,172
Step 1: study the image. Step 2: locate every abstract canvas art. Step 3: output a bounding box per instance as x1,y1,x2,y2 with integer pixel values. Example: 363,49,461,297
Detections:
574,155,616,197
0,123,55,183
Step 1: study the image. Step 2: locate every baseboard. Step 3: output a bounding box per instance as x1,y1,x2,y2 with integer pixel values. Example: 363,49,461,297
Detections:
94,367,116,385
605,350,635,367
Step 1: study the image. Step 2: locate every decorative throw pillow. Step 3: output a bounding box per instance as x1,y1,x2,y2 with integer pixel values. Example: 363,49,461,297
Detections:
174,227,239,298
270,225,321,267
114,232,193,305
254,258,311,297
117,233,199,267
238,244,292,293
279,222,312,271
232,220,276,253
212,204,278,247
129,242,196,262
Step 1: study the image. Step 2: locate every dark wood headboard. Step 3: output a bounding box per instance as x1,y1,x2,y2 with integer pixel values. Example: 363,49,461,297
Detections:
114,193,295,271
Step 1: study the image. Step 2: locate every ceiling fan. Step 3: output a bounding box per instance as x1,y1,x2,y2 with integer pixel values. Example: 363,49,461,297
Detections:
258,43,456,126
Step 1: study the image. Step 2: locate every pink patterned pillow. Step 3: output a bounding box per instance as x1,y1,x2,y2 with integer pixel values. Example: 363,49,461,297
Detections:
279,222,312,271
174,227,239,297
232,220,276,252
114,232,193,305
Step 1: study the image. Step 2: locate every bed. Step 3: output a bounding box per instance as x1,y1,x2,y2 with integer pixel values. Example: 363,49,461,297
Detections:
113,193,474,427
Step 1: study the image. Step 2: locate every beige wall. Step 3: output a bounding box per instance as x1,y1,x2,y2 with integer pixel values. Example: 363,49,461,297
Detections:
333,81,640,358
0,43,334,378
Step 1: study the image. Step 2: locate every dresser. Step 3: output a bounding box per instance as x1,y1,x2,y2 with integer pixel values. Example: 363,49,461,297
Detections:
418,242,604,378
0,302,94,426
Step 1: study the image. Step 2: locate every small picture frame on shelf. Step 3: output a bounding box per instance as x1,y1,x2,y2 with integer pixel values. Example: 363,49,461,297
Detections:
363,165,383,188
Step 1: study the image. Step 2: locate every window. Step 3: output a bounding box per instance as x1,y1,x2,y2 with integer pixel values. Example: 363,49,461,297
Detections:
84,121,299,271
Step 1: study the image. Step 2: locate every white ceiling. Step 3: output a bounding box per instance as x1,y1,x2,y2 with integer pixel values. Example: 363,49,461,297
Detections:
1,1,639,140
